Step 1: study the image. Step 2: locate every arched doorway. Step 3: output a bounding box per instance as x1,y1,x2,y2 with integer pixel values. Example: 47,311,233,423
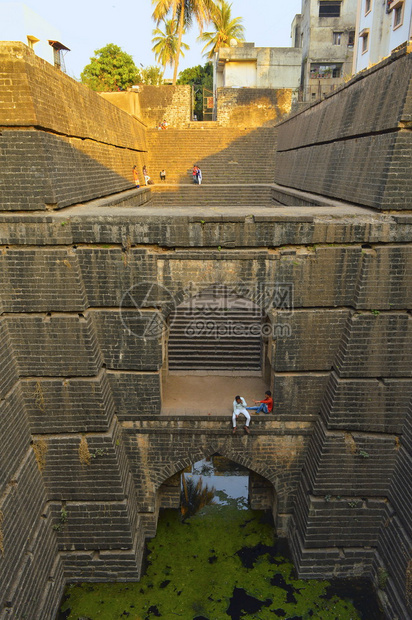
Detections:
158,454,277,523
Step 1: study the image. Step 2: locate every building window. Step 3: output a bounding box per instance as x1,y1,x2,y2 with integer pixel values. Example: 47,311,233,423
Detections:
393,1,404,28
319,1,341,17
333,31,343,44
365,0,372,14
48,40,70,72
359,29,369,53
310,63,343,78
348,31,355,47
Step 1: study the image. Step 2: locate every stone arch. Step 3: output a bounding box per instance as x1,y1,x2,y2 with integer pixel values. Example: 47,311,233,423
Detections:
155,440,282,529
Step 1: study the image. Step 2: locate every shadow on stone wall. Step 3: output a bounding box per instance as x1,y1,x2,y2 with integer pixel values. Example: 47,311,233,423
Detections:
0,130,147,210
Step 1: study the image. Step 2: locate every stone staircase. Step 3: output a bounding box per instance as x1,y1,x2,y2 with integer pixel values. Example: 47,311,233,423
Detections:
149,183,274,207
145,125,277,186
168,286,263,373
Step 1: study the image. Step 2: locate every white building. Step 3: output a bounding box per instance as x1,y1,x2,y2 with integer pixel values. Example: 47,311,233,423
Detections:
354,0,412,72
0,2,69,69
213,42,301,91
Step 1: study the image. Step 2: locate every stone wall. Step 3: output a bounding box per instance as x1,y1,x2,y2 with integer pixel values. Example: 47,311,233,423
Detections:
0,205,411,618
133,85,191,128
217,87,293,127
1,40,411,620
0,42,148,210
274,47,412,210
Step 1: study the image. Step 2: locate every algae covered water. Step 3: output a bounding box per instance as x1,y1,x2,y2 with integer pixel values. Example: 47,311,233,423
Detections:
58,459,383,620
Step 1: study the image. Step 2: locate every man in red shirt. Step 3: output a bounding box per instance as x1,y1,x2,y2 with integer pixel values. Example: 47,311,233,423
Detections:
246,390,273,415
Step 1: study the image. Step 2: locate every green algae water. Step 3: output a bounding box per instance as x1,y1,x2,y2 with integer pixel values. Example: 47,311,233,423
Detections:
58,459,383,620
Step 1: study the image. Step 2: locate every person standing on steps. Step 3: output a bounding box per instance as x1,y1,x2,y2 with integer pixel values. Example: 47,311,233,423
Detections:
192,165,199,184
143,165,150,186
132,165,140,187
160,169,166,182
246,390,273,415
196,167,202,185
232,395,250,434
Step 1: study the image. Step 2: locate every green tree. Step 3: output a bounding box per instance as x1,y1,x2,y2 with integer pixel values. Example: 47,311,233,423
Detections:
199,0,245,59
152,19,189,77
152,0,217,85
139,65,164,85
81,43,140,91
177,62,213,119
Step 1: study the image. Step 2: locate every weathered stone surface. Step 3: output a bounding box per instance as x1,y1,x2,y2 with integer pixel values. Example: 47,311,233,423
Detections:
0,43,411,620
274,49,412,210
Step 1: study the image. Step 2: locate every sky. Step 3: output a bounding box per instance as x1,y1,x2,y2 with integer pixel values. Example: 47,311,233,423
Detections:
8,0,302,80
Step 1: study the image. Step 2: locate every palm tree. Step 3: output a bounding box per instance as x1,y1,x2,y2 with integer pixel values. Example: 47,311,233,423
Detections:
152,19,189,78
199,0,245,59
152,0,217,85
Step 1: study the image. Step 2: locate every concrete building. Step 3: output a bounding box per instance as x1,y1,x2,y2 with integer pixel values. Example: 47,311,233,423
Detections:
0,2,69,69
213,42,301,91
297,0,357,101
291,13,303,48
353,0,412,72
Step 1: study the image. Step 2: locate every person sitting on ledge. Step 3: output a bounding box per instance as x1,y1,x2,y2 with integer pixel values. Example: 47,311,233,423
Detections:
232,395,250,435
246,390,273,415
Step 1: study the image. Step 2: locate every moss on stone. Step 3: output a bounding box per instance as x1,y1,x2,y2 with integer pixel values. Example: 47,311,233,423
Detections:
59,505,362,619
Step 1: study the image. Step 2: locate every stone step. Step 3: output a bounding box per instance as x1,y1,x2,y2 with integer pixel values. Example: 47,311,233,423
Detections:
168,344,262,352
171,314,263,323
168,361,261,370
149,185,274,206
145,126,277,189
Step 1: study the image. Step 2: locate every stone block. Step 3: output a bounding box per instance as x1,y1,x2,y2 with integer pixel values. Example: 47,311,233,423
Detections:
91,310,162,371
1,505,60,620
273,373,329,416
0,317,19,399
272,309,349,372
334,312,412,378
0,452,47,609
6,313,102,376
320,372,412,433
354,245,412,309
21,371,115,433
50,500,134,551
39,425,129,501
76,247,157,307
276,246,362,308
303,421,398,496
0,248,88,311
108,371,161,419
0,385,31,494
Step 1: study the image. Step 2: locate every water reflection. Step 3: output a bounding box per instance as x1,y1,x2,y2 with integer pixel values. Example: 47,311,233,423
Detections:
181,475,216,520
181,457,249,516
